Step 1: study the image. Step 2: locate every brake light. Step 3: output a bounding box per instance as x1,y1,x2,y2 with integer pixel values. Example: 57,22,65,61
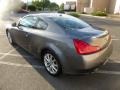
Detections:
73,39,100,55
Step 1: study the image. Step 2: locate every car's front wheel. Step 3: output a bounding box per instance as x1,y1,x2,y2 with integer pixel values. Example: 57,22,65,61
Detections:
43,51,62,76
7,31,15,45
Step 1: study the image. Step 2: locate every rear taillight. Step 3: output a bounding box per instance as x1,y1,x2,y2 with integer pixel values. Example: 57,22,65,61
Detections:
73,39,100,55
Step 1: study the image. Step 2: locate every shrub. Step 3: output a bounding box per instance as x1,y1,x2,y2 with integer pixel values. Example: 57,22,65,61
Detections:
37,7,42,11
68,12,80,18
82,12,87,14
58,10,65,14
92,11,107,16
28,5,36,11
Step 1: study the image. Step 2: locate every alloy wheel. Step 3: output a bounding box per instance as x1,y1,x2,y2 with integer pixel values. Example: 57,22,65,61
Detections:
44,53,59,75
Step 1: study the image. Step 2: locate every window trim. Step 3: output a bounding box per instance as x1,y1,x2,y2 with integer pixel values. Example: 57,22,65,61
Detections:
35,17,48,30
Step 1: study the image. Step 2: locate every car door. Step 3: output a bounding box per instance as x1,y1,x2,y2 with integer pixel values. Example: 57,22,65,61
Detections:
29,17,48,55
13,16,38,51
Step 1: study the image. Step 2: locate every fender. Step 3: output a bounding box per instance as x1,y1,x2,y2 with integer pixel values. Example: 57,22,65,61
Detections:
38,43,70,72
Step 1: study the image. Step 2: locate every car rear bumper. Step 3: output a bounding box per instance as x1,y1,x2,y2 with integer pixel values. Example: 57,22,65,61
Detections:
82,40,113,70
63,40,113,74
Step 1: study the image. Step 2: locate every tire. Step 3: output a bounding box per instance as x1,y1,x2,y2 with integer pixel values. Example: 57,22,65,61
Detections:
7,31,15,45
43,50,62,76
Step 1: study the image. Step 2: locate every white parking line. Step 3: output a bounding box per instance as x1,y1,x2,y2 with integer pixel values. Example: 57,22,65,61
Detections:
0,61,44,69
112,39,120,41
0,34,6,35
111,35,116,38
0,52,32,58
108,60,120,64
0,59,120,75
96,70,120,75
111,35,120,41
0,49,15,60
0,60,120,75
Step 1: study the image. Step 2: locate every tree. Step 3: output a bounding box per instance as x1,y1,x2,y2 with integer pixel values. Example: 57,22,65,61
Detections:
32,0,42,10
32,0,59,11
28,5,36,11
59,3,64,11
40,0,50,10
21,3,27,10
49,3,59,11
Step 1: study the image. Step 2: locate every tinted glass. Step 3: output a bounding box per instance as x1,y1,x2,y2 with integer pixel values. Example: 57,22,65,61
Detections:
19,16,37,28
50,16,90,29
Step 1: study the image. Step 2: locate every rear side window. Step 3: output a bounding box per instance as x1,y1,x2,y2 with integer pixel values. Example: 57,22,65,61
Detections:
49,16,90,29
36,19,48,30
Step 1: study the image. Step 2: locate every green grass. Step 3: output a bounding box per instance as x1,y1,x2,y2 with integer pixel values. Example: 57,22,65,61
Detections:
68,12,80,18
92,11,107,16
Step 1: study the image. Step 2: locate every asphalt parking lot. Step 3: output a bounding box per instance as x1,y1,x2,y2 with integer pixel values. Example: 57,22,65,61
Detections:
0,13,120,90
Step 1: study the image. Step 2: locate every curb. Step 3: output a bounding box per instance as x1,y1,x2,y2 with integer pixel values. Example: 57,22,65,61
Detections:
81,14,107,19
81,14,120,21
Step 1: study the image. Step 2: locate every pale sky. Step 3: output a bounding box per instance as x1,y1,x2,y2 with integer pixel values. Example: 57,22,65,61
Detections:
22,0,76,5
50,0,76,5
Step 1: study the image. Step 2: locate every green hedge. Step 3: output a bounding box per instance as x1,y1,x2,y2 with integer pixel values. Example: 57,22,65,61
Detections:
68,12,80,18
92,11,107,16
58,10,65,13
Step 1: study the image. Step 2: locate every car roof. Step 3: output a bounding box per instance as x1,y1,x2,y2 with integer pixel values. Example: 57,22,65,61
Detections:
28,13,70,18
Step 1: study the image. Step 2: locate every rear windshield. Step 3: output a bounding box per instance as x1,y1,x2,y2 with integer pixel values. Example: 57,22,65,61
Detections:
49,16,90,29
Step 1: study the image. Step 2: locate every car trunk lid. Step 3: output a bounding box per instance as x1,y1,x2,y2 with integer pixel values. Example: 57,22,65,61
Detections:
67,27,111,49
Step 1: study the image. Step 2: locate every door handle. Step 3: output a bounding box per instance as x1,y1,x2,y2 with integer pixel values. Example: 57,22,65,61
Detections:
25,34,29,37
25,32,31,37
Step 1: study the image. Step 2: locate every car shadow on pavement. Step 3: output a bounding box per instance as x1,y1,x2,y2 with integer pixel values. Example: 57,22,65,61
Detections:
14,45,120,90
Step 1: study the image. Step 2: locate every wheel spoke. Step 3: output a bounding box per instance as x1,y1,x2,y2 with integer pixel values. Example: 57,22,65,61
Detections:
46,54,49,60
53,63,58,68
44,56,50,63
51,65,57,73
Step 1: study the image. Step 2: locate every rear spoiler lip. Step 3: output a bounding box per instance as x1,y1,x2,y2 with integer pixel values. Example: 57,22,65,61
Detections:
90,30,111,51
91,30,109,39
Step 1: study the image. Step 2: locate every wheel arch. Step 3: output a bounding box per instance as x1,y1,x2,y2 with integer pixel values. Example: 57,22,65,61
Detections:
39,43,66,68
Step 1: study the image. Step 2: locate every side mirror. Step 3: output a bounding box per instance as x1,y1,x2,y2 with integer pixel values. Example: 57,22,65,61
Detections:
12,22,17,27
